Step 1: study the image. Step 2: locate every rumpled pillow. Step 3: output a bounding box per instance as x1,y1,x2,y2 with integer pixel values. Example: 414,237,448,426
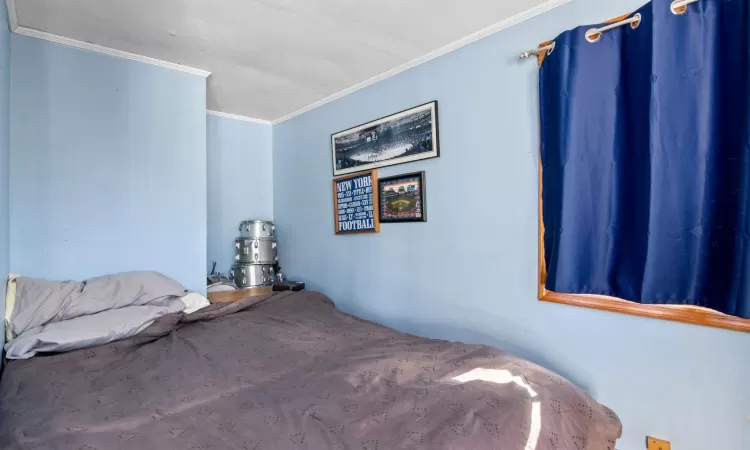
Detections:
7,271,187,340
5,301,186,359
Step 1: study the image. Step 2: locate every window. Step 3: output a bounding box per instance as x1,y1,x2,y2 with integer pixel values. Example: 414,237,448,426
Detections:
535,3,750,333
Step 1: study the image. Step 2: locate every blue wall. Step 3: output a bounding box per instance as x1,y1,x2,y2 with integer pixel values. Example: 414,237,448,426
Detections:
272,0,750,449
207,114,272,276
0,2,10,356
10,35,207,293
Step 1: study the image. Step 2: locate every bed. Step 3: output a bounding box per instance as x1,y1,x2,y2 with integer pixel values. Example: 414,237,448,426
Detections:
0,288,621,449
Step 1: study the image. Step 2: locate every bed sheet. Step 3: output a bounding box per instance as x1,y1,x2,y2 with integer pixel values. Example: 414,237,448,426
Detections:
0,291,621,449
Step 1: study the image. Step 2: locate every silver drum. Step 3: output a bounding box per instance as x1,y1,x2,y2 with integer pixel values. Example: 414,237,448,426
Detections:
239,220,275,239
231,264,274,288
235,237,277,264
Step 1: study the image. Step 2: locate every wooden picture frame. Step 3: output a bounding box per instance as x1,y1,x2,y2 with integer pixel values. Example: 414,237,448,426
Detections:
333,170,380,235
378,171,427,223
331,101,440,177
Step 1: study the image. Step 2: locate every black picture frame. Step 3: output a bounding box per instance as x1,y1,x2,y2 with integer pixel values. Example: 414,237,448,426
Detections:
378,171,427,223
331,101,440,177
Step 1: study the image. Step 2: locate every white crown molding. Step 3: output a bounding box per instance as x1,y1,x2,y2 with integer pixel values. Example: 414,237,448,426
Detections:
12,26,211,78
6,0,569,123
7,0,209,77
271,0,571,125
207,110,271,125
6,0,17,31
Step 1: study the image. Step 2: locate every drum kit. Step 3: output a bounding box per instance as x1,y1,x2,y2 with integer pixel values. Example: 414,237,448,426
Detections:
232,220,279,288
207,220,281,291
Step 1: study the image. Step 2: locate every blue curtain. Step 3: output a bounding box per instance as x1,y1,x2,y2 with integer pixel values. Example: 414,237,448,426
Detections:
539,0,750,319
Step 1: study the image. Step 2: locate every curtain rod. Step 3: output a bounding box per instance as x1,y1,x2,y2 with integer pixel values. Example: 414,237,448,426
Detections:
518,0,701,61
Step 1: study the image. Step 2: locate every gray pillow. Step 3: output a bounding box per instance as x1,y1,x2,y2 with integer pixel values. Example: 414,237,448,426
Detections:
8,271,187,339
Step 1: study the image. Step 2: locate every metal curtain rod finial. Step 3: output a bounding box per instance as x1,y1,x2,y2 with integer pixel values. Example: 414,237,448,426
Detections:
519,42,555,60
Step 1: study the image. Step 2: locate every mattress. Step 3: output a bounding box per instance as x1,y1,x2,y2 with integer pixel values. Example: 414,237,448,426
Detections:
0,291,621,449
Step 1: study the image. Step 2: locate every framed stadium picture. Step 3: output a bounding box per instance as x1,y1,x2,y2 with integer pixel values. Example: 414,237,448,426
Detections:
331,101,439,176
378,171,427,223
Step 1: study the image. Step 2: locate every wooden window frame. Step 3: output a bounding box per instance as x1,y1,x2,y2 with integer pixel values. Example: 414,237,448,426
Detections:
533,11,750,333
538,163,750,333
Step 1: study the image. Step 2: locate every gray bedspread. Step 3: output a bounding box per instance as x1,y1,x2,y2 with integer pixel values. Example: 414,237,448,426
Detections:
0,291,621,450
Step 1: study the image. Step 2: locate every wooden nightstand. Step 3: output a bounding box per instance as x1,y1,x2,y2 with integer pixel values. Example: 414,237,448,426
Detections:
207,286,273,303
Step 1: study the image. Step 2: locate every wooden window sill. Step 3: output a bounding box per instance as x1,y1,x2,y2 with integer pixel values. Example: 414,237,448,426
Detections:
538,161,750,333
539,289,750,333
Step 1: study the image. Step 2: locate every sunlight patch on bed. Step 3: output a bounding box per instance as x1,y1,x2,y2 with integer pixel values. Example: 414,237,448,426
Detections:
453,368,541,450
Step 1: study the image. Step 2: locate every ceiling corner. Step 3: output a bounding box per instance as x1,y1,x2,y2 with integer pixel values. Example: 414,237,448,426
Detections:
6,0,17,31
207,110,272,125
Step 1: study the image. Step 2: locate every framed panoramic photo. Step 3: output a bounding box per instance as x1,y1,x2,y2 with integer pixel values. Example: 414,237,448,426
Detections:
378,171,426,223
331,101,439,176
332,170,380,235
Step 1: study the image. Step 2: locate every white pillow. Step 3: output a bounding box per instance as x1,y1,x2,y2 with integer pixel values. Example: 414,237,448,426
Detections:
180,292,210,314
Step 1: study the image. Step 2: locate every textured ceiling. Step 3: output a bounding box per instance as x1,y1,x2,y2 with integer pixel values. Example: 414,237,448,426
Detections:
16,0,550,120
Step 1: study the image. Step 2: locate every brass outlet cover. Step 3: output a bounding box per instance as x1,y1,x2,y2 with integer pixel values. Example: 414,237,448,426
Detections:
647,436,671,450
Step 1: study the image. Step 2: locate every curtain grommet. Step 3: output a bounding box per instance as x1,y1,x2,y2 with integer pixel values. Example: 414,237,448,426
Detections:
547,41,556,55
671,0,687,15
630,13,642,29
585,29,602,43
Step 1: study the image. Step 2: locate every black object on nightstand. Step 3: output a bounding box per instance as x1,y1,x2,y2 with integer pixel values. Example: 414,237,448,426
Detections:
273,281,305,291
